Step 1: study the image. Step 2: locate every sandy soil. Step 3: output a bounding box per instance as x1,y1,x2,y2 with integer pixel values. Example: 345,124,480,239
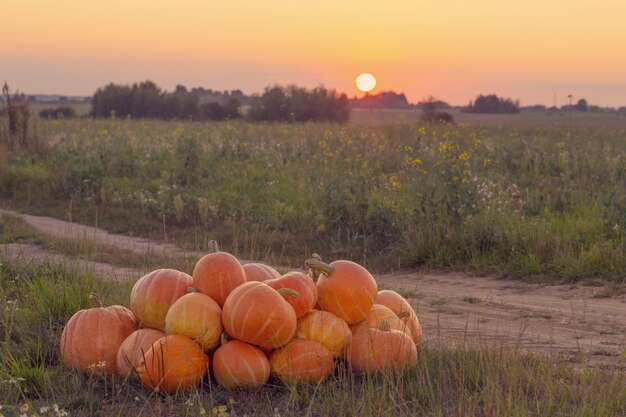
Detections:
1,209,624,368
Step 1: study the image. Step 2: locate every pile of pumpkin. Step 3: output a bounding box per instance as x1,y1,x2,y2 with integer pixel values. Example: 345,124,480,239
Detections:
60,248,422,393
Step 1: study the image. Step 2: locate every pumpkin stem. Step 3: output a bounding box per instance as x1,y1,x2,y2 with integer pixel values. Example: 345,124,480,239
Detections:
89,292,103,308
207,240,220,253
378,320,391,331
305,258,334,277
276,288,300,298
306,253,322,282
187,287,198,293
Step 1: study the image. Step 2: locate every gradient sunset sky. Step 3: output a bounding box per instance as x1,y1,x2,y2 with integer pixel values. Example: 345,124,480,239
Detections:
2,0,626,106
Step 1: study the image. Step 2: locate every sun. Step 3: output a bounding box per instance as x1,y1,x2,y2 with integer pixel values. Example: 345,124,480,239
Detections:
356,73,376,93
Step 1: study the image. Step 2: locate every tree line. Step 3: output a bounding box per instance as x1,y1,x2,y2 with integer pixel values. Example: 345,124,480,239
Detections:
90,81,350,122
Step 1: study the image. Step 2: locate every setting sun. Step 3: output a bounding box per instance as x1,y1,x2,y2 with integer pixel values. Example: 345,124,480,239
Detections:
356,73,376,93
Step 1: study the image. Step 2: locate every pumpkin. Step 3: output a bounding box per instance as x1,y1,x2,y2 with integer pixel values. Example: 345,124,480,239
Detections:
165,292,222,351
269,339,334,384
137,335,209,394
222,281,297,349
305,259,378,325
243,262,281,282
347,324,417,373
212,340,270,389
116,328,165,377
265,271,317,318
350,304,411,337
296,309,352,358
375,290,423,348
60,294,138,376
129,269,192,331
192,243,247,307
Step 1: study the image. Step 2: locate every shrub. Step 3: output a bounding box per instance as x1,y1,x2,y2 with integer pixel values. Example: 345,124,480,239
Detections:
39,106,76,119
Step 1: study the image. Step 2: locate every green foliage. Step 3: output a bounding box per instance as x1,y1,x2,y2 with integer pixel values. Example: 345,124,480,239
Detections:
1,119,625,280
38,106,76,119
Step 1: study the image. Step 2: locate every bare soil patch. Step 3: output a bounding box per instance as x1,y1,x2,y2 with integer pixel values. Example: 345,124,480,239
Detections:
2,209,624,368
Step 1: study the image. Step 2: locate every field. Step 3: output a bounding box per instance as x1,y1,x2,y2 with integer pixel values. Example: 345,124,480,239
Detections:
0,115,625,416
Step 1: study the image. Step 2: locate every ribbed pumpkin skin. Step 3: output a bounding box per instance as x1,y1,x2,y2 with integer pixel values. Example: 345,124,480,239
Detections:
130,269,192,331
296,310,352,358
374,290,423,348
350,304,411,338
137,335,209,394
193,252,247,306
269,339,334,384
316,260,378,325
348,328,417,373
116,328,165,376
222,281,297,349
243,263,281,282
60,305,138,376
213,340,270,389
165,292,222,350
265,271,317,318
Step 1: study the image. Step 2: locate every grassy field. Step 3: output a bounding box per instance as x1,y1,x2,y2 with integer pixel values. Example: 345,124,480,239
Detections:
1,117,624,280
0,258,623,417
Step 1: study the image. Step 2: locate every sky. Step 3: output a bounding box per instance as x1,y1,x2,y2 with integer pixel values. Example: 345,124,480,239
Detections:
2,0,626,107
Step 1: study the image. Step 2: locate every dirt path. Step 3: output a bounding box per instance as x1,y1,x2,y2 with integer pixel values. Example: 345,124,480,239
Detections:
1,209,624,368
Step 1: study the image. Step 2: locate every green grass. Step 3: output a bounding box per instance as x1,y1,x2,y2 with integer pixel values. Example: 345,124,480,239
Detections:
0,260,623,416
1,118,624,281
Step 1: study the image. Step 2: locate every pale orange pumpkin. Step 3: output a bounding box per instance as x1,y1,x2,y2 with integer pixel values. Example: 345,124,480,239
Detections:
269,338,334,384
306,259,378,325
350,304,411,337
116,328,165,377
60,294,138,376
192,246,247,307
348,325,417,373
265,271,317,318
129,269,192,331
212,340,270,389
137,335,209,394
221,281,297,349
296,309,352,358
375,290,423,348
243,262,281,282
165,292,222,350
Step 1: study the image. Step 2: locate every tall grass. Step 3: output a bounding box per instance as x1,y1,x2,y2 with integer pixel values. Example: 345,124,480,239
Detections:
1,119,624,280
0,260,623,417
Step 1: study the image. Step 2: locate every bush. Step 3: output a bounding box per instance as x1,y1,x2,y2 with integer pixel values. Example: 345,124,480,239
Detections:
39,106,76,119
465,94,520,114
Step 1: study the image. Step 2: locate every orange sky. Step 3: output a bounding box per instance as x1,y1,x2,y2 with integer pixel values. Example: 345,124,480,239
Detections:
2,0,626,106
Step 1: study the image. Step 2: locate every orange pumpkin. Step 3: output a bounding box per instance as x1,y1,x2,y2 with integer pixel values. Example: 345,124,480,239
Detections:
60,294,138,376
137,335,209,394
116,328,165,377
243,262,281,282
212,340,270,389
306,259,378,325
265,271,317,318
192,247,247,307
296,310,352,358
350,304,411,337
129,269,192,331
222,281,297,349
165,292,222,350
375,290,423,348
269,339,334,384
348,325,417,373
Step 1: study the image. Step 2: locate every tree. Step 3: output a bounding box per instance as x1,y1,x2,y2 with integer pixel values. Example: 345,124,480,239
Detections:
465,94,519,114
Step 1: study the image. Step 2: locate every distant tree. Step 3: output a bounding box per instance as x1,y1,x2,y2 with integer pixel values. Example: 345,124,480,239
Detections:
248,85,349,122
351,91,411,109
420,95,454,124
465,94,520,114
574,98,588,112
